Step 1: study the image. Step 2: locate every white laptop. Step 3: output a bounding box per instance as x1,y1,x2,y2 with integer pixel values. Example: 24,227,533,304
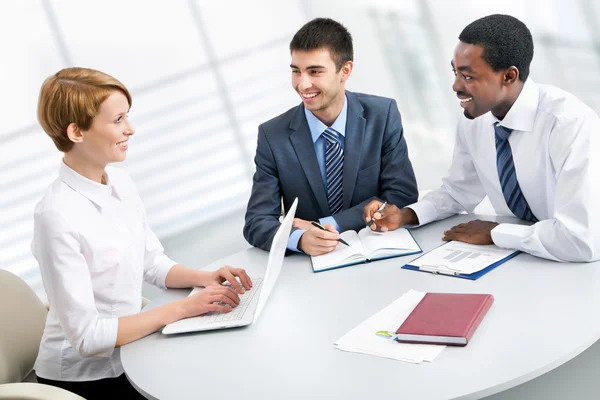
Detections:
162,198,298,334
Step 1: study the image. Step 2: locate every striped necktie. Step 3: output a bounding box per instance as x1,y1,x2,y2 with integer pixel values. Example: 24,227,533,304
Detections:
494,123,538,222
322,128,344,215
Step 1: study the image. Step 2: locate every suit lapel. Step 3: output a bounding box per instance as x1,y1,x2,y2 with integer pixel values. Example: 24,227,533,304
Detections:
289,105,330,215
342,91,366,208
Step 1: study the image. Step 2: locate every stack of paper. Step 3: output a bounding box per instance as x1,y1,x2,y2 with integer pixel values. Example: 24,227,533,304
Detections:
334,290,445,363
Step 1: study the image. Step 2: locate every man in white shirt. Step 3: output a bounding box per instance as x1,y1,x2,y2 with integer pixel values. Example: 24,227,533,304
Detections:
363,14,600,262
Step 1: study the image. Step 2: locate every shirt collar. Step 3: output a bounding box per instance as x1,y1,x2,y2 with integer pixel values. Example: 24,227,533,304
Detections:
59,160,117,208
304,94,348,142
484,78,539,132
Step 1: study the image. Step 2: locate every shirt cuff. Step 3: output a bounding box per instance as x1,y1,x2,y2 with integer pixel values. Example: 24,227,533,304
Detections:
491,223,534,250
287,228,306,253
82,317,119,358
406,200,438,227
319,216,341,232
149,255,178,290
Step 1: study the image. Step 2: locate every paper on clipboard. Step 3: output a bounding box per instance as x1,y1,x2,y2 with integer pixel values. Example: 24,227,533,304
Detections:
408,241,517,275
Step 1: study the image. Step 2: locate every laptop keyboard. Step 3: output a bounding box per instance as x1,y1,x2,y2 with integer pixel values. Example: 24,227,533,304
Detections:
195,277,263,323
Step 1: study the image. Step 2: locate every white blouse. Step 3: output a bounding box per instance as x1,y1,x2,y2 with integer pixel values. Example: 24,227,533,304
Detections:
32,161,176,381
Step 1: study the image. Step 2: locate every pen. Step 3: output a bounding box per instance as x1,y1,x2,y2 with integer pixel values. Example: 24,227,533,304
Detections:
366,201,387,228
310,221,350,246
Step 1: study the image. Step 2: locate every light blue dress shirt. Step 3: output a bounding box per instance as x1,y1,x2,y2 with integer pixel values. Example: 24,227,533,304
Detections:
287,96,348,252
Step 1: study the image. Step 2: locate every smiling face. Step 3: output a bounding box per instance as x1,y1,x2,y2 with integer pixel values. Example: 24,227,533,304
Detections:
451,41,517,120
291,48,352,125
72,91,135,165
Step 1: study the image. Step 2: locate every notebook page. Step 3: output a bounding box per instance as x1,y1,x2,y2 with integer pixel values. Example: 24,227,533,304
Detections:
311,230,365,271
358,228,421,259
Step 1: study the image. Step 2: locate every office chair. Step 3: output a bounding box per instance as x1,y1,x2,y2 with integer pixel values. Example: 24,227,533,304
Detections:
0,269,85,400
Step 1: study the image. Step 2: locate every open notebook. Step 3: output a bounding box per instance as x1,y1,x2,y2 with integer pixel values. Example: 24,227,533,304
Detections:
311,227,422,272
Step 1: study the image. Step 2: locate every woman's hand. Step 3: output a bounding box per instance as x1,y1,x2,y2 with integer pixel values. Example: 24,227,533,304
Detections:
204,265,253,294
181,285,240,318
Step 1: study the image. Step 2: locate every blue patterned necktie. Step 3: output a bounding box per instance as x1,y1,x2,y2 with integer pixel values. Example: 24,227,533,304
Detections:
494,123,538,222
322,128,344,215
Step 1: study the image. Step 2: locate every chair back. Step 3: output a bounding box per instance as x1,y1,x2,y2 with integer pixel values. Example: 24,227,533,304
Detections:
0,382,86,399
0,269,47,384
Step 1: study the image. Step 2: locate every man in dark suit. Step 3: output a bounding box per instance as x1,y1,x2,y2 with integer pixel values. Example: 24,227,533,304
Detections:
244,18,418,256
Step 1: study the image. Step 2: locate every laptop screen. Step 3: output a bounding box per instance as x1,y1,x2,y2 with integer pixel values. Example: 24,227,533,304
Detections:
254,198,298,321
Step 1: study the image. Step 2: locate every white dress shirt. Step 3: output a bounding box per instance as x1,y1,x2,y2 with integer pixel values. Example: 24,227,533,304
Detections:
32,162,176,381
409,79,600,262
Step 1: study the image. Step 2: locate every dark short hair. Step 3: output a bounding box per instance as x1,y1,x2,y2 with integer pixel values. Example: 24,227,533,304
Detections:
459,14,534,81
290,18,353,71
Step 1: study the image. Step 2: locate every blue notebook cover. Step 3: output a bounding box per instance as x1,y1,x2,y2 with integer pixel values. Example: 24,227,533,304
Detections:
401,242,520,280
311,230,422,273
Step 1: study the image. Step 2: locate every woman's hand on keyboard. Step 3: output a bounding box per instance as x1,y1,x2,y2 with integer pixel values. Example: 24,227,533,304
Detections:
181,285,240,317
205,266,253,294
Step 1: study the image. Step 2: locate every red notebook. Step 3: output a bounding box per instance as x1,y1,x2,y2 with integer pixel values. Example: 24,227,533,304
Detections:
395,293,494,346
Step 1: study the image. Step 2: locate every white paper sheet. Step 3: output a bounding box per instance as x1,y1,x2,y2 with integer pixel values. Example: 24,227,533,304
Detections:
408,242,516,275
334,290,445,363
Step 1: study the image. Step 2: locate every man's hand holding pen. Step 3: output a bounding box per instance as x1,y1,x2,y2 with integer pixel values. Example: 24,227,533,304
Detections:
362,200,419,232
294,217,342,256
311,221,350,246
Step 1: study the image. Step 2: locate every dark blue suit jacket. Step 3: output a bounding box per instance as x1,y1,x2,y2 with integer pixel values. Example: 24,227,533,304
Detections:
244,91,418,251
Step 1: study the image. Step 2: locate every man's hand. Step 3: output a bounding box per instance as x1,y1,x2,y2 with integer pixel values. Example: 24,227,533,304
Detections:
204,265,253,294
442,219,499,245
362,200,418,232
298,224,340,256
293,218,313,231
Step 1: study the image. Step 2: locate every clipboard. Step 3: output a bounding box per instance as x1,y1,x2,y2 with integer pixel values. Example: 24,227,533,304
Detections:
401,242,520,280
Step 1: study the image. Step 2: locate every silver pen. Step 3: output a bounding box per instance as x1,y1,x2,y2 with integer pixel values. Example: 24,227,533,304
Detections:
366,201,387,228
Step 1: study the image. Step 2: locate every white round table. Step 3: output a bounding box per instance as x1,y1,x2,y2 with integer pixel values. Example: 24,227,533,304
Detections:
121,214,600,400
